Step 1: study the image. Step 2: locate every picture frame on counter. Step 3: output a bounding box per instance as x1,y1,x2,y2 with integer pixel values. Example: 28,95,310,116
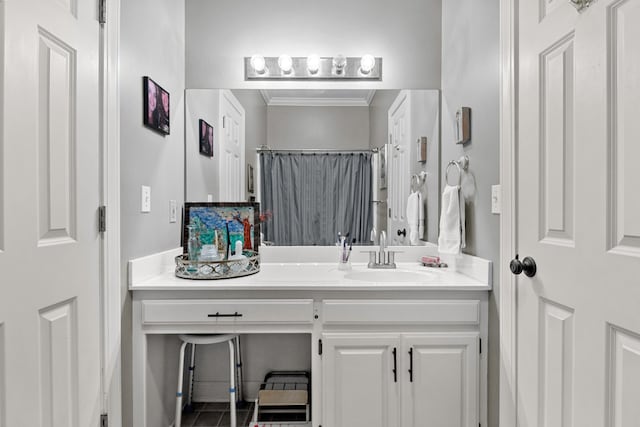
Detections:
183,202,261,254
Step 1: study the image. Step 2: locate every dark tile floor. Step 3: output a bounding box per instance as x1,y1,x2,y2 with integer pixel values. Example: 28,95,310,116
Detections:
180,402,255,427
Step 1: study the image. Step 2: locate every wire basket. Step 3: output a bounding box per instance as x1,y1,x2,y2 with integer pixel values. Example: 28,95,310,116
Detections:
174,251,260,280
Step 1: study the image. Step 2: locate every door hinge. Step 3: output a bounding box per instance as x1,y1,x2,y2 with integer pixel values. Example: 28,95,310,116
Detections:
479,338,482,354
98,0,106,24
318,339,323,356
98,206,107,233
100,414,108,427
223,116,226,128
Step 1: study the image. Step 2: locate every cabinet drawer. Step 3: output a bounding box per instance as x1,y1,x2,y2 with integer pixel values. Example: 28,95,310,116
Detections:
141,299,314,325
322,300,480,325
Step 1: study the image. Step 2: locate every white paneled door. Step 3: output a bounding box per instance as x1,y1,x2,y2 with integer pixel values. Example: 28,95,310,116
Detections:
218,90,245,202
388,91,410,245
0,0,102,426
517,1,640,426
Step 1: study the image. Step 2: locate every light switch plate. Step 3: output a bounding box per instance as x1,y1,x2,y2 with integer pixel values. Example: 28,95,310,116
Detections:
491,184,501,214
141,186,151,213
169,200,177,223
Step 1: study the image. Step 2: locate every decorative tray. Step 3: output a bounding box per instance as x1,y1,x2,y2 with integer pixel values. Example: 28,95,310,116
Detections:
174,251,260,280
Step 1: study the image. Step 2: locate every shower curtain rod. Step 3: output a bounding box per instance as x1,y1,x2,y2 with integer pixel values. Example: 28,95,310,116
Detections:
256,147,378,153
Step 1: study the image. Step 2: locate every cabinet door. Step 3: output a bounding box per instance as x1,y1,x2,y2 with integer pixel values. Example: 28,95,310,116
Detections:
401,333,479,427
322,333,401,427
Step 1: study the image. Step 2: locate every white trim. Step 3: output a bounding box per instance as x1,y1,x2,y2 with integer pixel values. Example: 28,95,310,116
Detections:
100,0,122,425
259,89,376,107
499,0,518,426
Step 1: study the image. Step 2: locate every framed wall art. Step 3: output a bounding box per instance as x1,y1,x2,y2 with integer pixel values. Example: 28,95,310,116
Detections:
143,76,170,135
199,119,214,157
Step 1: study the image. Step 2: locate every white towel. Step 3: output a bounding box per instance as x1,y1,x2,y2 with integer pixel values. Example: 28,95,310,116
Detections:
406,191,424,245
438,185,466,254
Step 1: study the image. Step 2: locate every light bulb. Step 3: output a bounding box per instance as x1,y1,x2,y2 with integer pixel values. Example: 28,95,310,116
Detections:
360,54,376,74
307,54,321,74
278,54,293,74
333,54,347,74
250,55,266,74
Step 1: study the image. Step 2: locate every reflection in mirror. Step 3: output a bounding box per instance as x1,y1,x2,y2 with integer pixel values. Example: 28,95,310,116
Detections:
185,89,440,246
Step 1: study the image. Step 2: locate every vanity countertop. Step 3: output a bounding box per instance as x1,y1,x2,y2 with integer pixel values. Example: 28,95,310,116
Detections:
129,247,492,292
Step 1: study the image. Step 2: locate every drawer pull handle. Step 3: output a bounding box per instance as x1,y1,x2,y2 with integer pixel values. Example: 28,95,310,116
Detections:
207,312,243,318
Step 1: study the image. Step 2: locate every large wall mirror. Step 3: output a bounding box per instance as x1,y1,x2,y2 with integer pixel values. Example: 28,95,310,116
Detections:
185,89,440,247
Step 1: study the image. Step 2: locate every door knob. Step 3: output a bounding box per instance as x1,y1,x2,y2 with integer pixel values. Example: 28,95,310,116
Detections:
397,228,406,237
510,254,537,277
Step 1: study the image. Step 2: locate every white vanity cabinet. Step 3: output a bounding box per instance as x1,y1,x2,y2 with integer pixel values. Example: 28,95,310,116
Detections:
320,300,482,427
129,251,490,427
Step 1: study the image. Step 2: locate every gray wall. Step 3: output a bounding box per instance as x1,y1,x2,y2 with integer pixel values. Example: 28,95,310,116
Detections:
185,89,221,202
441,0,500,425
267,106,370,150
120,0,186,425
185,0,442,90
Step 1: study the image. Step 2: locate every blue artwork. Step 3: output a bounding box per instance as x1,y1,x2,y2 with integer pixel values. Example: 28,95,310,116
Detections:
183,203,260,255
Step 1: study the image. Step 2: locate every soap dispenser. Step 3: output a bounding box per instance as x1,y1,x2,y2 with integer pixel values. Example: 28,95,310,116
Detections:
228,240,248,272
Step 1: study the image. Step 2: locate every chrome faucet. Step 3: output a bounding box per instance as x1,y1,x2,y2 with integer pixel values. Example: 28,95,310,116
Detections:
366,230,397,269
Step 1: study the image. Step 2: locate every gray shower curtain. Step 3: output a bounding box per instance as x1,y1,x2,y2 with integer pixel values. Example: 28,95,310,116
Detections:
259,152,373,246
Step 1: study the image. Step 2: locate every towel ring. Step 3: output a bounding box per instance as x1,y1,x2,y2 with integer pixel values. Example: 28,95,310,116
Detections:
410,172,427,192
445,156,469,186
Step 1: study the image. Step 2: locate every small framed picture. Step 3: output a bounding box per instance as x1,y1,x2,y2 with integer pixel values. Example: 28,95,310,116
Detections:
247,164,254,194
199,119,214,157
143,76,170,135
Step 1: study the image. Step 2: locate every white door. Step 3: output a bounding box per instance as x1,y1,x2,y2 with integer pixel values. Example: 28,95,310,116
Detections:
0,0,102,425
517,1,640,426
218,90,245,202
322,333,400,427
401,333,478,427
388,91,410,245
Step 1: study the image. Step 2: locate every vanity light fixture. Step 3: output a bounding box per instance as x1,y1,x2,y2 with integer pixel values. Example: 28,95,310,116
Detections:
360,54,376,75
307,54,321,74
250,54,266,74
278,54,293,74
244,55,382,80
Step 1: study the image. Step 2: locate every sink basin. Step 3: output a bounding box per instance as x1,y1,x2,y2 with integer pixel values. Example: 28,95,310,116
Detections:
344,269,435,283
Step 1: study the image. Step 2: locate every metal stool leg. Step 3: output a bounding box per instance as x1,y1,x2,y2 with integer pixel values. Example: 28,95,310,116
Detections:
186,343,197,410
234,336,244,404
175,341,188,427
228,339,237,427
